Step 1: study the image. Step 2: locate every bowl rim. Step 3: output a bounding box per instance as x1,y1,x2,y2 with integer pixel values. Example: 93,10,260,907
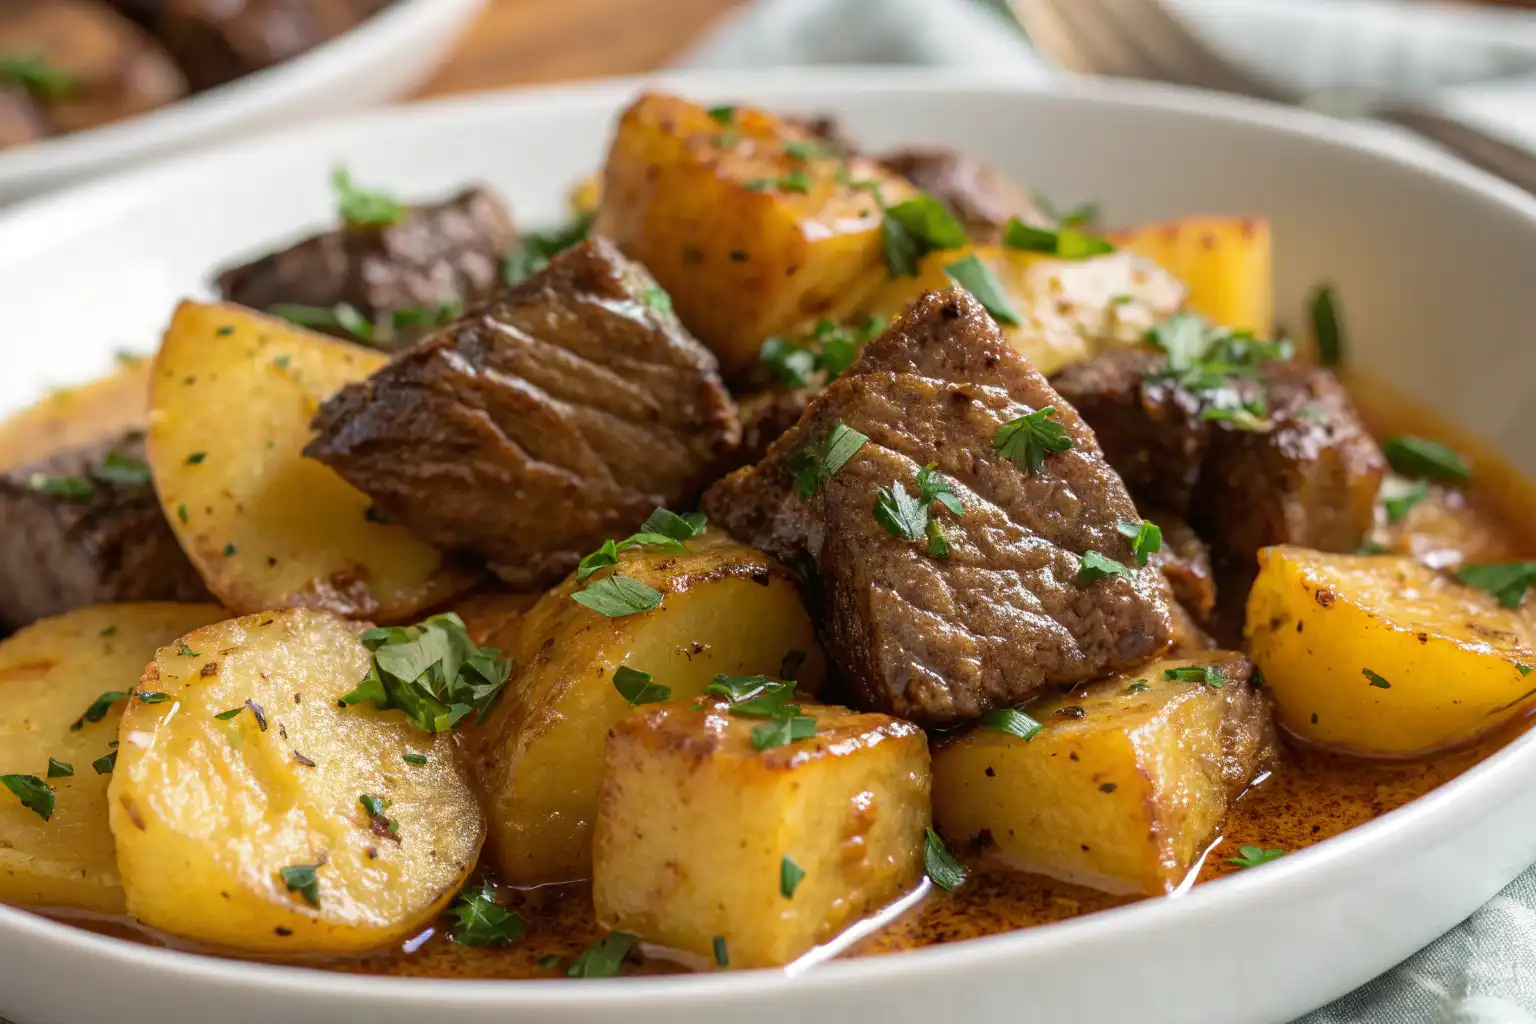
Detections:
3,65,1536,1007
0,0,486,187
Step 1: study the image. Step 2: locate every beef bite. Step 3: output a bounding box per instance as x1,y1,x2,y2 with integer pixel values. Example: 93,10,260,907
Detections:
1050,328,1386,571
215,184,514,350
879,148,1051,243
705,289,1173,726
0,431,211,631
305,237,741,591
157,0,388,90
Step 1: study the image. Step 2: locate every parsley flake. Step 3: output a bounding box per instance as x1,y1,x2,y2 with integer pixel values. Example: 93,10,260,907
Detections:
1363,668,1392,689
0,55,76,99
992,406,1074,474
1310,284,1343,366
791,422,869,499
46,758,73,778
713,935,729,967
332,166,405,227
339,613,512,733
1456,562,1536,609
568,932,637,978
280,864,321,907
92,751,116,775
945,254,1021,326
882,193,967,277
1228,845,1285,868
1383,436,1470,483
449,881,524,946
504,213,595,285
1,774,53,820
1116,519,1162,566
1380,476,1430,524
1164,665,1226,688
923,828,966,891
70,690,129,731
874,480,927,542
1003,217,1115,258
978,707,1043,741
1075,550,1133,585
572,574,664,618
613,665,670,705
780,855,805,899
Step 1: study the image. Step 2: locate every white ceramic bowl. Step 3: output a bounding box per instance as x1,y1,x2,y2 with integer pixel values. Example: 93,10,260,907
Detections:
2,69,1536,1024
0,0,486,205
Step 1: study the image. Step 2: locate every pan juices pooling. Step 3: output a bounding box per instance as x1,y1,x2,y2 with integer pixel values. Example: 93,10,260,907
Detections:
2,90,1534,978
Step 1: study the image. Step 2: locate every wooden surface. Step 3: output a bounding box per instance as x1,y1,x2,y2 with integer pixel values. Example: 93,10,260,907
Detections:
418,0,748,97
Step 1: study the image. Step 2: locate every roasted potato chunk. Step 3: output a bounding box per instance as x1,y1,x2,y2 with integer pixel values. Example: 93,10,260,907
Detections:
0,603,223,913
1246,546,1536,757
109,608,483,954
1109,216,1273,336
861,245,1185,376
595,92,915,377
468,532,825,886
593,697,929,968
933,653,1275,895
0,359,151,470
147,301,476,620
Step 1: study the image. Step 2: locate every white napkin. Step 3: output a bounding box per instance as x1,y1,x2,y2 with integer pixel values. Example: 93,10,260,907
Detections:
679,2,1536,1022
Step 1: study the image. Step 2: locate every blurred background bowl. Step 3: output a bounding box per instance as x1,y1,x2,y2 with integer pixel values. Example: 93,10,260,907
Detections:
0,0,486,205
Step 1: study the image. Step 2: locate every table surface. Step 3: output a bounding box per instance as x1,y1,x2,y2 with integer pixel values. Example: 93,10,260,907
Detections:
417,0,748,98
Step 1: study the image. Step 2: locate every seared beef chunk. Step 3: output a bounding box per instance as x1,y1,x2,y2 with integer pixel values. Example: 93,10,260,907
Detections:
1051,347,1386,570
705,289,1173,726
721,387,818,476
0,432,210,631
306,237,741,591
879,148,1049,242
1152,513,1216,622
215,185,513,350
157,0,388,90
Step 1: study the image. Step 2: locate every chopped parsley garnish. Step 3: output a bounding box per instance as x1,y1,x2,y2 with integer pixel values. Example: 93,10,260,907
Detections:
46,758,73,778
92,751,116,775
1228,845,1285,868
568,932,638,978
1363,668,1392,689
1116,519,1162,567
1518,663,1533,677
70,690,129,731
923,828,966,891
0,55,76,99
575,508,707,582
1145,313,1294,432
1383,436,1471,483
504,212,595,284
783,139,830,161
978,707,1043,741
1032,193,1100,228
136,692,171,704
222,542,238,557
1380,476,1430,524
1002,217,1115,258
642,286,673,316
791,422,869,499
332,166,405,227
359,794,398,836
1164,665,1226,688
945,254,1022,326
702,674,817,751
90,451,152,488
747,169,811,194
706,105,734,124
24,473,93,500
1310,284,1342,366
177,645,201,657
882,193,967,277
1,774,53,820
1075,550,1133,585
214,707,244,721
759,316,886,388
1126,680,1151,694
185,452,207,465
612,665,670,705
268,301,454,344
572,574,665,618
1456,562,1536,609
339,612,512,733
448,881,524,946
874,481,927,541
537,955,562,969
780,855,805,899
713,936,729,967
992,406,1073,474
402,753,429,766
176,504,189,524
280,864,321,907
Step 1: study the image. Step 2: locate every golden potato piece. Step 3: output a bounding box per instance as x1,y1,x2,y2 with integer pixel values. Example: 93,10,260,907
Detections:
0,603,223,913
469,532,825,886
861,244,1185,376
148,301,477,621
1246,546,1536,757
0,359,151,470
109,608,484,954
593,696,929,968
595,92,915,377
1109,216,1273,336
932,654,1275,895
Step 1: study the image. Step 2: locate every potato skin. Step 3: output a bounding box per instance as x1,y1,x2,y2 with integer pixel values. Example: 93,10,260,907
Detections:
1108,216,1273,336
593,697,929,968
0,603,224,913
861,244,1185,377
1246,546,1536,757
467,532,826,886
933,653,1275,895
109,608,484,954
148,301,478,620
595,92,914,378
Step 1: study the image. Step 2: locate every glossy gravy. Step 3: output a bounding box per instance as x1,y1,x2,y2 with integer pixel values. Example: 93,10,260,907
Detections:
35,376,1536,980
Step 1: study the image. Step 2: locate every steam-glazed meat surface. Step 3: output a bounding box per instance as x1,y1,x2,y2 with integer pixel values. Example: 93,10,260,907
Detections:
1051,347,1387,569
158,0,388,89
215,185,514,349
705,289,1173,725
1154,513,1216,621
0,432,210,631
306,237,741,590
879,148,1049,242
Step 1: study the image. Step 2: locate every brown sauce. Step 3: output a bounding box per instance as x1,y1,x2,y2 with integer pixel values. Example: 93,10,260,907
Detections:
27,373,1536,979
